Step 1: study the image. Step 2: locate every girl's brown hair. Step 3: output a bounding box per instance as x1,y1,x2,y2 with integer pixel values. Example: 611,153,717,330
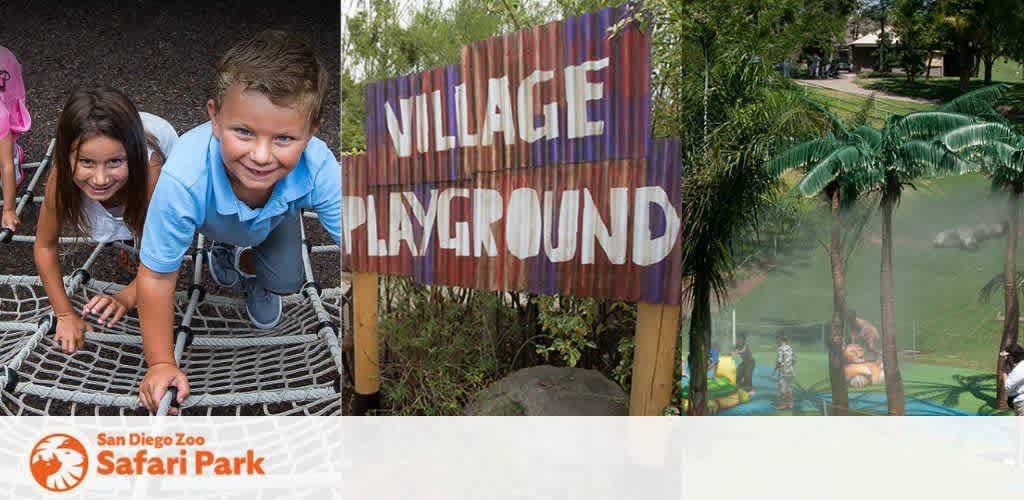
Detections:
53,87,150,238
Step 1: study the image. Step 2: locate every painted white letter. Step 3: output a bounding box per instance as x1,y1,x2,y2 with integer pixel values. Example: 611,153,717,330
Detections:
384,99,413,157
565,57,609,139
542,190,580,263
631,187,681,266
388,192,418,256
506,188,542,259
432,90,456,151
473,189,503,257
454,84,478,147
342,196,366,255
366,195,388,256
404,190,439,252
437,188,471,256
480,76,517,146
581,188,627,264
517,70,558,143
414,93,430,153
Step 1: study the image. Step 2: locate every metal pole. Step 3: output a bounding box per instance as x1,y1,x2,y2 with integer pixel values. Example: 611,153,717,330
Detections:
731,309,736,347
913,320,917,357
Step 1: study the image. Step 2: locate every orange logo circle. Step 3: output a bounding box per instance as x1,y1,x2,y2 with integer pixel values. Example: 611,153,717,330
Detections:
29,433,89,492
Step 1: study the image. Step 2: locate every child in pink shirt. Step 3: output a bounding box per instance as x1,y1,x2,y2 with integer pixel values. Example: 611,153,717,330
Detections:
1,46,32,232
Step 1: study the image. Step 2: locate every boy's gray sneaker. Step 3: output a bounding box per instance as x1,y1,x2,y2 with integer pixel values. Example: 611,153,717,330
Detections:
207,242,240,288
243,277,282,330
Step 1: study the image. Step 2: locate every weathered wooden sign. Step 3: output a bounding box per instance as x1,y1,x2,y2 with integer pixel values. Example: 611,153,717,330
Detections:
344,5,682,305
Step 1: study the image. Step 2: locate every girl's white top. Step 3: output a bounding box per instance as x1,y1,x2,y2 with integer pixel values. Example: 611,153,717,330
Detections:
83,112,177,243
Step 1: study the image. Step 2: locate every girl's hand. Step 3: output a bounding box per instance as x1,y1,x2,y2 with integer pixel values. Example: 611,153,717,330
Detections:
53,313,90,354
139,363,190,414
82,293,130,328
1,209,18,231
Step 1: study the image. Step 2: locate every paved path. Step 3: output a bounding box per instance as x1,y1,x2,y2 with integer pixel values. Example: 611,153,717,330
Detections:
795,73,936,104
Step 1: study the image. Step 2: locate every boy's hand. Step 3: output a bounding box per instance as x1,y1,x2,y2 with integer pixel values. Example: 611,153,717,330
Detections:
139,363,189,414
53,313,90,354
1,209,18,231
83,293,130,328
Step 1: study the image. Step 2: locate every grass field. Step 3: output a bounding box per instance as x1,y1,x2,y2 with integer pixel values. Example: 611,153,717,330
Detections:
803,86,931,126
854,58,1024,123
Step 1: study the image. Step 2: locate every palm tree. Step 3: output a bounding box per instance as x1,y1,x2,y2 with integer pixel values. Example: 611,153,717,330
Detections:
679,55,825,415
767,99,987,414
766,106,881,416
942,119,1023,410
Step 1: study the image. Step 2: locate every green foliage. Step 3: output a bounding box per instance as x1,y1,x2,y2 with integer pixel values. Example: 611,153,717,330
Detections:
535,296,599,367
378,279,513,415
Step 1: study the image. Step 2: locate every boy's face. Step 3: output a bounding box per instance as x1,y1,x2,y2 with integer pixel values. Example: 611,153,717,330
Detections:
207,83,320,205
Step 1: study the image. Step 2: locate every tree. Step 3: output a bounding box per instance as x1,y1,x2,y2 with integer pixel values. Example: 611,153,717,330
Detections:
765,103,881,415
764,98,988,414
861,0,892,72
936,0,982,92
891,0,933,81
674,0,836,415
940,87,1020,409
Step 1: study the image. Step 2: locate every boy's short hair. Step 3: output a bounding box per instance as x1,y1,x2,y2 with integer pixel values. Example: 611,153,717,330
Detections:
213,30,328,126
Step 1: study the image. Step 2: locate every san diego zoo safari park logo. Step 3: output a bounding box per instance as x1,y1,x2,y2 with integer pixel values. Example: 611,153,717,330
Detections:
29,433,89,493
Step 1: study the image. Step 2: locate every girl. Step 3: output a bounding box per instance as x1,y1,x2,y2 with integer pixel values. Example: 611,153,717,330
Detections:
1,46,32,232
34,87,177,354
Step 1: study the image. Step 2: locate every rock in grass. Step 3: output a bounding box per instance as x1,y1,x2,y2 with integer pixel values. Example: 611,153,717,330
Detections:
465,365,628,416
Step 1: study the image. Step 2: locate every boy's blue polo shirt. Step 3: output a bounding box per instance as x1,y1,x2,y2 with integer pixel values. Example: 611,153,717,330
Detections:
140,122,341,274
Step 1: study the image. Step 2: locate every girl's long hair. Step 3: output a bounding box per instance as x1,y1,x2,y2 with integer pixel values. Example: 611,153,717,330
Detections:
53,87,149,238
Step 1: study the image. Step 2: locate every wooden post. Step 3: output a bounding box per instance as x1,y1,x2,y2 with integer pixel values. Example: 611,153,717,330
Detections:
352,272,380,414
629,302,682,416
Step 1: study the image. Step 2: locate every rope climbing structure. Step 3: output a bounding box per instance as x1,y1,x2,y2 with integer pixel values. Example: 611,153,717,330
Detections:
0,139,348,416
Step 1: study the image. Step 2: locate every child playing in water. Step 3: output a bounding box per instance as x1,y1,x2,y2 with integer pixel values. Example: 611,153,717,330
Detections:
34,87,177,354
773,334,795,410
0,46,32,232
135,31,340,413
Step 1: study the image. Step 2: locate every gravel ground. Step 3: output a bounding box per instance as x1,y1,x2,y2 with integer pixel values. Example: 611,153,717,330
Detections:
0,0,341,288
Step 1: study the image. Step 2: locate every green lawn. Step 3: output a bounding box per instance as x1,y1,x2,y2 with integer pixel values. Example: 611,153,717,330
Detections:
804,86,931,127
854,59,1024,124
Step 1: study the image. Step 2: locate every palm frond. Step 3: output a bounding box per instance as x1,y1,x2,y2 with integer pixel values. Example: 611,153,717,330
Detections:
852,125,882,149
978,271,1024,304
794,145,867,196
887,112,977,143
941,123,1018,152
938,84,1009,116
764,136,840,176
898,140,979,176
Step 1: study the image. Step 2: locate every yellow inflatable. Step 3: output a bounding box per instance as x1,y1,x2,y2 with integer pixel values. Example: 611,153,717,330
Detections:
680,355,749,413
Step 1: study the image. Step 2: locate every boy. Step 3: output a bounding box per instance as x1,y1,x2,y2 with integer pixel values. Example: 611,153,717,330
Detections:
772,334,795,410
136,31,339,412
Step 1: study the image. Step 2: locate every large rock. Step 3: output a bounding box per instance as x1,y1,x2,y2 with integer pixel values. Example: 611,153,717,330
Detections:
465,365,628,416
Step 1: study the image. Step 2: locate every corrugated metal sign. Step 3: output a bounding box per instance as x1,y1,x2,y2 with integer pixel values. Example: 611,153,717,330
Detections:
345,5,682,304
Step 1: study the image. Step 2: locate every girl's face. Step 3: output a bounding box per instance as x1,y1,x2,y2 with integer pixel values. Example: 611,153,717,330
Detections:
72,134,129,203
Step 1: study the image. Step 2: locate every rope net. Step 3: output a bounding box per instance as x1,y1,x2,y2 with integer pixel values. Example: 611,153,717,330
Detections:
0,139,348,416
